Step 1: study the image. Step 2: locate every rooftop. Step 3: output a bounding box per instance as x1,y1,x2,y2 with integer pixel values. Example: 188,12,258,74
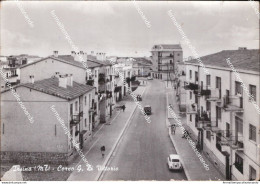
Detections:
186,49,259,72
2,77,94,100
152,44,182,51
20,55,103,69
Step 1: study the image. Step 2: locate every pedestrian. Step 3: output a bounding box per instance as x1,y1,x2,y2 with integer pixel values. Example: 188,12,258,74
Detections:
122,105,126,112
172,124,176,135
101,146,105,158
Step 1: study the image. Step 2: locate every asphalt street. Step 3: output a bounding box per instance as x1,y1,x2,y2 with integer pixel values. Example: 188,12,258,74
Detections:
101,79,187,181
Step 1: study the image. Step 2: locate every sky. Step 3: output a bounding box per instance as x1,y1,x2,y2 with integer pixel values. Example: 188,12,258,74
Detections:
1,1,259,58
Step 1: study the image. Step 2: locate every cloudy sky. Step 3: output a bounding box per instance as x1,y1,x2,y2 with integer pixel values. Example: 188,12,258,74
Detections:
1,1,259,58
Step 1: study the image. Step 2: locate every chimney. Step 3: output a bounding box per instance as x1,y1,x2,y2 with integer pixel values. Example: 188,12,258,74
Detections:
53,51,58,57
91,51,95,56
74,51,87,63
66,74,73,87
58,75,67,88
238,47,247,50
96,52,106,61
29,75,34,84
71,51,76,58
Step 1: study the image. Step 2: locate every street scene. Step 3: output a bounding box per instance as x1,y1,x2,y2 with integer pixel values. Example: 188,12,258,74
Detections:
0,1,259,182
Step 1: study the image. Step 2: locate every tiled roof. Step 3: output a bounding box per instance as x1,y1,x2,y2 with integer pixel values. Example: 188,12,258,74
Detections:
186,49,259,72
20,77,94,100
160,44,182,50
58,55,102,68
20,55,102,69
133,57,152,65
87,55,113,66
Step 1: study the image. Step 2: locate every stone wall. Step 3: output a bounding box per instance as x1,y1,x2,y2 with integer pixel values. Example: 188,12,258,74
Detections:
1,151,68,165
203,143,226,178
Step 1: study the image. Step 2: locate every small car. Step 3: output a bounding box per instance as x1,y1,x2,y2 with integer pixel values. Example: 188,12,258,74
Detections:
167,154,183,171
147,77,153,80
144,105,152,115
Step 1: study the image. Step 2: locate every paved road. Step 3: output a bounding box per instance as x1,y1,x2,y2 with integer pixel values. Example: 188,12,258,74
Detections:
101,80,187,181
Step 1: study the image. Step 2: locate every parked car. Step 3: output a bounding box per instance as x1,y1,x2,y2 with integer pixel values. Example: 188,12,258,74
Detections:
167,154,183,171
147,77,153,80
144,105,152,115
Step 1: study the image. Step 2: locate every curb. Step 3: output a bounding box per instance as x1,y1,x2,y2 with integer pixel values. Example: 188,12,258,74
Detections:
95,85,147,181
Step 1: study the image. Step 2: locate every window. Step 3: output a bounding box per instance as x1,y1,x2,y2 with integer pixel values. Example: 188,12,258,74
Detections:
75,101,78,111
189,70,192,79
235,81,242,95
216,77,221,89
95,70,97,78
249,124,256,142
235,116,243,135
70,104,73,116
226,123,230,137
190,115,192,122
170,60,172,64
249,85,256,101
85,118,87,127
235,153,243,174
206,101,211,111
206,75,211,86
216,106,221,120
2,123,4,134
190,91,192,100
55,124,57,136
206,131,211,141
89,94,91,108
85,96,87,106
177,53,180,56
195,71,198,82
249,166,256,180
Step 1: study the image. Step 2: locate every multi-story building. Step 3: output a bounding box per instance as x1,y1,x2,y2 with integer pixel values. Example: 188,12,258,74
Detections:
150,44,183,80
132,57,153,77
181,48,259,181
1,76,95,164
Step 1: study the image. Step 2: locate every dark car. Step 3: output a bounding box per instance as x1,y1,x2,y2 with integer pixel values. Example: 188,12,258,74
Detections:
144,105,152,115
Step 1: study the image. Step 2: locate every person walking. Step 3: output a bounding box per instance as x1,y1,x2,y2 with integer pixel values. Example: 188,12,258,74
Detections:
172,124,176,135
122,105,126,112
101,146,105,158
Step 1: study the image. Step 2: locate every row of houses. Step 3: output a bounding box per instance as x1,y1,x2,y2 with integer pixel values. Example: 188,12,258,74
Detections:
1,51,136,164
175,48,259,181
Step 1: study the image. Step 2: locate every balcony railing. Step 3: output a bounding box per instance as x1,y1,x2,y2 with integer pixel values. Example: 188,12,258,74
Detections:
89,103,97,113
184,82,199,90
86,79,94,86
223,95,243,112
186,103,197,114
207,88,221,101
70,114,81,126
217,132,244,151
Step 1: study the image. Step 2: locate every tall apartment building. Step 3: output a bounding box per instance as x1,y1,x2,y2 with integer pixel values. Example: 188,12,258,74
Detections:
179,48,259,181
150,44,183,80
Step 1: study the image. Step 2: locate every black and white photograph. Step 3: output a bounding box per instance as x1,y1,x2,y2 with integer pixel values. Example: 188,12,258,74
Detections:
0,1,259,182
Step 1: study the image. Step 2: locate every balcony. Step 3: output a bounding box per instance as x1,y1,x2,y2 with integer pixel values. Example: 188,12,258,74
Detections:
184,82,199,90
186,103,197,114
207,88,221,101
89,103,97,114
86,79,94,86
217,132,244,151
70,114,81,126
223,95,244,112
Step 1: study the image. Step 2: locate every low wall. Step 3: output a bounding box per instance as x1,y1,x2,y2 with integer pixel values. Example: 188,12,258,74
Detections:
1,151,68,165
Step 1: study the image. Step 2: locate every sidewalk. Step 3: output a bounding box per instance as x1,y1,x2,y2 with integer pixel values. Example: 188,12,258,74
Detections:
166,88,225,181
67,85,147,181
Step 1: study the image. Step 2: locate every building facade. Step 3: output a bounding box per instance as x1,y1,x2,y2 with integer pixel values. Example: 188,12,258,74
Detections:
179,49,259,180
1,76,95,164
150,44,183,80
